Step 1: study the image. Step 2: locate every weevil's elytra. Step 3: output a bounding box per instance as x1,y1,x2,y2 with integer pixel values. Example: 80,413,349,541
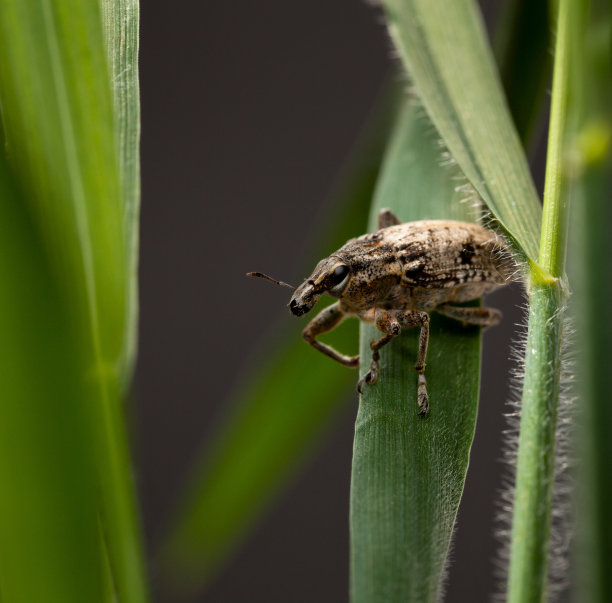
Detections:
249,209,513,416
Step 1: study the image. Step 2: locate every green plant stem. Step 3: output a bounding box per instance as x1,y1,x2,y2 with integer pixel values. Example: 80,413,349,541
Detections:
507,284,563,602
539,2,573,279
507,0,582,600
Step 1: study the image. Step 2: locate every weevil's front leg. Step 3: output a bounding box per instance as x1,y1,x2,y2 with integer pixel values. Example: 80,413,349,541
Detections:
302,302,359,368
357,309,401,394
395,310,431,416
377,208,402,229
436,304,502,328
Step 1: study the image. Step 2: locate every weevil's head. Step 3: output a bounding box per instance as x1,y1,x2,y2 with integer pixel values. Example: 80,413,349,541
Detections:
288,256,351,316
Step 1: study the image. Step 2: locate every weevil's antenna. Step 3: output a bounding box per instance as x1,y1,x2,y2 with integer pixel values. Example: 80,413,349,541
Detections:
246,272,296,291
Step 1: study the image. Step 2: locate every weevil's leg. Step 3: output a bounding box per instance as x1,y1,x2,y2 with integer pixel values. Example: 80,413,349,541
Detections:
357,309,401,394
395,310,431,415
436,304,502,328
377,208,402,229
302,302,359,368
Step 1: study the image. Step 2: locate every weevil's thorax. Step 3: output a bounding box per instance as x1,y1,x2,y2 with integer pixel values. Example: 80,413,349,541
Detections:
334,231,402,312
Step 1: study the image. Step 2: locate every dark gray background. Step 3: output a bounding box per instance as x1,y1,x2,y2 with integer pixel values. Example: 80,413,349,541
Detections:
136,2,543,601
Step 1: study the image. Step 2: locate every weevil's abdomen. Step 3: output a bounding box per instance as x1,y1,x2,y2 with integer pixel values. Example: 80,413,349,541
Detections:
386,221,511,284
382,220,513,309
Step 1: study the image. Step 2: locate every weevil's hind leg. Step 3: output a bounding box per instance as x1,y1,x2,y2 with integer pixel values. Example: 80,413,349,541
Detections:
395,310,431,416
436,304,502,328
377,208,402,229
302,302,359,368
357,310,401,394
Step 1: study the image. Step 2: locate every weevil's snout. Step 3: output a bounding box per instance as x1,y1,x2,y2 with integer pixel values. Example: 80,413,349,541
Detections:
288,298,306,316
288,282,318,317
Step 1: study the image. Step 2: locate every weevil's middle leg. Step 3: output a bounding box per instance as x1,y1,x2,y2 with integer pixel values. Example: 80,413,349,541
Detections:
356,310,401,394
395,310,431,416
302,302,359,368
357,308,431,415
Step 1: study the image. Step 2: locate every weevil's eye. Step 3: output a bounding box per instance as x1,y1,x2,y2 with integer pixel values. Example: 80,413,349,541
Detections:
330,264,349,286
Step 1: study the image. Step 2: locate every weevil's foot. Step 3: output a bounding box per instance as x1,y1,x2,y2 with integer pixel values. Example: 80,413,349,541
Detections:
356,367,378,394
417,373,429,416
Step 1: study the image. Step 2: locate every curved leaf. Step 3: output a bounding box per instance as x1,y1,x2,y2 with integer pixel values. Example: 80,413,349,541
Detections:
350,100,481,601
381,0,542,263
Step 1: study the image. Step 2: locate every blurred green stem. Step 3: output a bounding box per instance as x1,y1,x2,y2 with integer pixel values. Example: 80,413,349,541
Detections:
572,9,612,603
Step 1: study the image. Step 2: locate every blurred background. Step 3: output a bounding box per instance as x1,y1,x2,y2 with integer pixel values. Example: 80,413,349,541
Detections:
136,1,545,601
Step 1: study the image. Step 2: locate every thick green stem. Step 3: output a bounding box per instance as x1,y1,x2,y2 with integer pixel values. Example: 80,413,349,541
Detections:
507,284,563,602
507,0,582,600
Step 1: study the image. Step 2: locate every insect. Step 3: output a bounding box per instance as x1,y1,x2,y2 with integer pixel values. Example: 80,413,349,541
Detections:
248,209,513,415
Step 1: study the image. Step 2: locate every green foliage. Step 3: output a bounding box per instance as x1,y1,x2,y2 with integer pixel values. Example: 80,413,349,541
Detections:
103,0,142,382
0,0,146,600
0,1,606,601
350,101,481,602
0,146,103,603
380,0,543,263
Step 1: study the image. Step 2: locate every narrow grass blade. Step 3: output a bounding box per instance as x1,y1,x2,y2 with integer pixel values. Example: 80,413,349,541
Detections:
0,153,103,602
350,101,482,602
381,0,543,263
0,2,148,601
103,0,141,382
160,86,398,595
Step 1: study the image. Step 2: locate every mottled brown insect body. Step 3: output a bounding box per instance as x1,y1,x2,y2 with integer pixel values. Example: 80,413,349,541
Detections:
252,209,513,415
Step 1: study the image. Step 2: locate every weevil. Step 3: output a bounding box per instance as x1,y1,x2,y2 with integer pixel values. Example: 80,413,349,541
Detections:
248,209,514,415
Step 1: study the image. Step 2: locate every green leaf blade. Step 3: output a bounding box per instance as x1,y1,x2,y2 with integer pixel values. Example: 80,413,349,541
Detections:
0,0,126,367
0,153,103,603
103,0,141,382
381,0,543,262
0,2,148,600
350,101,482,601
